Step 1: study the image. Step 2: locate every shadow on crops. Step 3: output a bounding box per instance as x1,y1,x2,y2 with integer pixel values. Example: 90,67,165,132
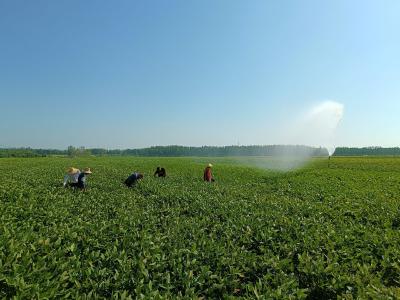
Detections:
0,280,17,298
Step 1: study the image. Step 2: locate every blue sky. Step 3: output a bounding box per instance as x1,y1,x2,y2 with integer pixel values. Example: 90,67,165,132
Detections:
1,0,399,149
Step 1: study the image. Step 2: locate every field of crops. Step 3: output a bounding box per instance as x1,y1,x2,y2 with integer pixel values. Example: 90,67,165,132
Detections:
1,156,400,299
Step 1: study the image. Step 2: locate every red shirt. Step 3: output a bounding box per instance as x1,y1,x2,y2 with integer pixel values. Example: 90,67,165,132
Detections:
204,167,212,182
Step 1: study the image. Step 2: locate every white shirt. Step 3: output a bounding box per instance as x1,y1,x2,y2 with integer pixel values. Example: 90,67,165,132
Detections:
63,171,81,187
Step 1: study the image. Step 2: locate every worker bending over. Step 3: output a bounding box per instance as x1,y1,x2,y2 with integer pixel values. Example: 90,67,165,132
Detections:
64,167,92,190
154,167,166,177
124,172,144,187
63,167,80,187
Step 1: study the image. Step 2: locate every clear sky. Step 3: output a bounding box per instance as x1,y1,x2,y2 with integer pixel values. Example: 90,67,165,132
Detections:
1,0,399,149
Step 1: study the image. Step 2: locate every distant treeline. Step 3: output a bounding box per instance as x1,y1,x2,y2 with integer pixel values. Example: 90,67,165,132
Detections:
92,145,329,157
0,148,66,158
334,147,400,156
1,146,400,158
1,145,327,158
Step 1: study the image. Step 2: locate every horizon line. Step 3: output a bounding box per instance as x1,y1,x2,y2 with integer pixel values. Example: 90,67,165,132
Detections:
1,144,399,151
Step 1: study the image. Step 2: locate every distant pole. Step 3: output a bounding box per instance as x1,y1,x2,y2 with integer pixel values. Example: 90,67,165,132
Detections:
328,155,331,168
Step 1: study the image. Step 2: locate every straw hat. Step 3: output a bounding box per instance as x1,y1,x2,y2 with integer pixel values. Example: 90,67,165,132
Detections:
208,163,213,168
67,167,79,175
83,167,92,174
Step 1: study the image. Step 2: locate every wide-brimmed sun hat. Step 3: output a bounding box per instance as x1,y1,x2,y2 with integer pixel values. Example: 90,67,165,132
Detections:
83,167,92,174
208,163,213,168
67,167,79,175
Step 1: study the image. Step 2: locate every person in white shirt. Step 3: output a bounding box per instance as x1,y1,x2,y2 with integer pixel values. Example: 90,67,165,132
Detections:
63,167,80,187
70,168,92,190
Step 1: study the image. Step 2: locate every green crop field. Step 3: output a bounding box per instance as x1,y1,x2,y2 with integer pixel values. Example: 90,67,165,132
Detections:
1,156,400,299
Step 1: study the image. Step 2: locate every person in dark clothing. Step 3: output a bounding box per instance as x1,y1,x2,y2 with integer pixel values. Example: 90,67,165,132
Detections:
154,167,161,177
154,167,166,177
124,172,144,187
160,167,166,177
69,168,92,190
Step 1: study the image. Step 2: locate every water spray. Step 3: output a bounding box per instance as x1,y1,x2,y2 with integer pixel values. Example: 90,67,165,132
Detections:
249,100,344,171
306,101,343,168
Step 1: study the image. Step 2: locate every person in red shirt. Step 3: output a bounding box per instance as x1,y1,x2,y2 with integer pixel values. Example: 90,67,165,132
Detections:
203,163,214,182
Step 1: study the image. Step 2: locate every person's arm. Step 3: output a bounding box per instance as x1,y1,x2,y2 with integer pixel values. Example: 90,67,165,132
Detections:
63,174,69,187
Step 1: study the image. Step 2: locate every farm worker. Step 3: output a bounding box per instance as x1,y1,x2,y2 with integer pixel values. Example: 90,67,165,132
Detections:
63,167,80,187
203,163,214,182
124,172,144,187
154,167,166,177
69,168,92,190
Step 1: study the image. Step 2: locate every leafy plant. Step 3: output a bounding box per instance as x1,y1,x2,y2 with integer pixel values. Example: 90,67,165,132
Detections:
0,156,399,298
